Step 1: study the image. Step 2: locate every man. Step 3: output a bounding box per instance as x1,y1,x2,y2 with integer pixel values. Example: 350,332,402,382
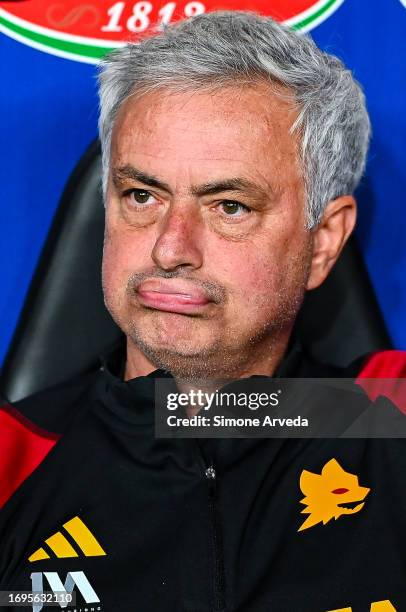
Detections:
0,11,405,612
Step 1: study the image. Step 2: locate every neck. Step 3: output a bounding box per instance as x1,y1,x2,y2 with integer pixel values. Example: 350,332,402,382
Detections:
124,339,157,381
124,331,293,418
124,329,293,382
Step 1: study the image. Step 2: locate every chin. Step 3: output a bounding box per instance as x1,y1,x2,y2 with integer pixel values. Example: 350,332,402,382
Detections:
132,343,216,379
128,324,231,379
132,311,218,348
132,329,215,359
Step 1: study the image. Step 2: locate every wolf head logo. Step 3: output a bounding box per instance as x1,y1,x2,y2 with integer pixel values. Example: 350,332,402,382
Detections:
298,458,370,532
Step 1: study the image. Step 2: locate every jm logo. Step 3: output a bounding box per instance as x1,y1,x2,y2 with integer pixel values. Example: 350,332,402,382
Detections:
30,571,100,612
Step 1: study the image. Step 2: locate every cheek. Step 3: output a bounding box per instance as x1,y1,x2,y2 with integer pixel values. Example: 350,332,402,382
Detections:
211,233,309,312
102,227,149,296
237,261,281,309
209,244,280,306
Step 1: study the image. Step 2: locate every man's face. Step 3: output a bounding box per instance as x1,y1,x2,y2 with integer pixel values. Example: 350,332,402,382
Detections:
103,83,313,378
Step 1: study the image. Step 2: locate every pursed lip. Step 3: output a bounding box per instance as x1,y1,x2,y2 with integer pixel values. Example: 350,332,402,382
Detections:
136,278,214,314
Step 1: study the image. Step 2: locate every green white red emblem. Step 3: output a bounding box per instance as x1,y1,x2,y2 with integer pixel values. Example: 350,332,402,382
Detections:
0,0,345,64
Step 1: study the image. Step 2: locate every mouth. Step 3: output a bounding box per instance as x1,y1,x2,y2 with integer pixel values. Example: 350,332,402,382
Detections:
338,501,365,512
136,278,214,315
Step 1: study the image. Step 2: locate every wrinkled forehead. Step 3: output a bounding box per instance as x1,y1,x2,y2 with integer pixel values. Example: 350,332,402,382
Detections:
109,83,303,193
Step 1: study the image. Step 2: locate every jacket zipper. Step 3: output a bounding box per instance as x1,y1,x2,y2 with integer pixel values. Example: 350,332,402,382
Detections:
205,465,226,612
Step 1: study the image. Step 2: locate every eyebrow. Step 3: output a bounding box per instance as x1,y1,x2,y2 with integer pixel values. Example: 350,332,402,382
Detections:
113,166,172,193
113,165,273,200
190,178,269,198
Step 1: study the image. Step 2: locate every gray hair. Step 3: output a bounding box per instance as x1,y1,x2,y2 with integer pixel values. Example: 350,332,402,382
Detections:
98,10,371,227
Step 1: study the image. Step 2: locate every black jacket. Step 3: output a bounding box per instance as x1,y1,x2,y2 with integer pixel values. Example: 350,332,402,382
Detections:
0,342,405,612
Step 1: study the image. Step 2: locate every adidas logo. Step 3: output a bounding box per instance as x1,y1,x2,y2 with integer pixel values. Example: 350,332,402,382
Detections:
28,516,106,562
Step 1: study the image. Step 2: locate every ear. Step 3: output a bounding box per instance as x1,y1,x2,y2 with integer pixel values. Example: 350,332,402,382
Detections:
306,196,357,291
299,470,320,495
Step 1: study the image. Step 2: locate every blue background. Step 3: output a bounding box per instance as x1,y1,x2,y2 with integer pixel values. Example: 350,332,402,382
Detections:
1,0,405,365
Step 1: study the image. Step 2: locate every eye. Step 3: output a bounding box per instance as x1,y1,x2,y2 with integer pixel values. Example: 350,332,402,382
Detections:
331,488,349,494
123,189,158,207
218,201,251,217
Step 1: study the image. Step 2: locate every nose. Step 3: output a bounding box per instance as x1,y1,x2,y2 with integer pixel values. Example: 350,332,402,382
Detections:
151,204,203,272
